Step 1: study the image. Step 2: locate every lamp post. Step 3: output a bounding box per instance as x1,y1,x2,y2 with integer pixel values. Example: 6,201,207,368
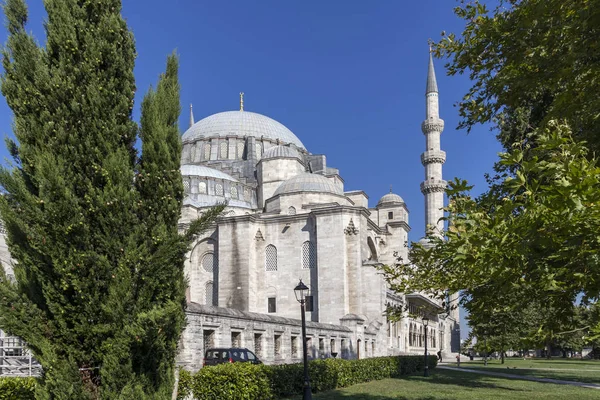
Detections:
423,316,430,377
294,279,312,400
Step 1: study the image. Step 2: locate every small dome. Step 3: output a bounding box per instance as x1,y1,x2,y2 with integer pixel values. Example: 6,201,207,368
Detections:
262,145,301,160
182,111,305,149
377,192,404,207
273,173,344,196
180,165,238,182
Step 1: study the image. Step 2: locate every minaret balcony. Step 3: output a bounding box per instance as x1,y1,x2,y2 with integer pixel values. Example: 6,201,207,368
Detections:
421,118,445,134
421,150,446,165
420,179,447,194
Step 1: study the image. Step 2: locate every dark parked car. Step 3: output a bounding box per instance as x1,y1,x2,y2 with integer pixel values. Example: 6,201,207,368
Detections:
203,348,262,366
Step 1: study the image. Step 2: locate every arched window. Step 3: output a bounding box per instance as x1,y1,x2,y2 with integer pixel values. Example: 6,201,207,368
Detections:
183,179,190,193
237,141,245,159
230,186,238,199
244,188,251,201
198,182,207,194
201,252,217,273
288,206,296,215
215,183,224,196
219,141,228,159
302,241,316,269
255,143,263,160
265,245,277,271
203,142,211,160
205,281,216,306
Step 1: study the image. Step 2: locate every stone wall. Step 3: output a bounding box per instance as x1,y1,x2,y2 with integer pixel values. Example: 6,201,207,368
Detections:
178,303,378,372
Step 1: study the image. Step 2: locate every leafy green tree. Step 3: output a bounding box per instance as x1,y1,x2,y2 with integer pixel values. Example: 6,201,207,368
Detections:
379,122,600,346
0,1,223,398
438,0,600,153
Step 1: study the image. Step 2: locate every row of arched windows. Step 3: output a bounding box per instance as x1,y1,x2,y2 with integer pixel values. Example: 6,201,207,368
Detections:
408,323,437,348
264,241,317,272
183,179,252,201
185,140,269,162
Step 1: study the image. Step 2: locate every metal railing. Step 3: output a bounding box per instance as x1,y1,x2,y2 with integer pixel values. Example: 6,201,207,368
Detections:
0,331,41,377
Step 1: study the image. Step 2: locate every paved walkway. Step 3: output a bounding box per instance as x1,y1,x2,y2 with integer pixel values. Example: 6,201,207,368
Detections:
437,365,600,390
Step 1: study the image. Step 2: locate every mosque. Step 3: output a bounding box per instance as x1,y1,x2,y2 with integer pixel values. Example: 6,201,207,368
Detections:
175,52,459,369
0,53,459,375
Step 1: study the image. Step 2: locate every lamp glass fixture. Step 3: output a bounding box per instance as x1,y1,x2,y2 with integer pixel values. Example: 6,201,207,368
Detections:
294,279,309,303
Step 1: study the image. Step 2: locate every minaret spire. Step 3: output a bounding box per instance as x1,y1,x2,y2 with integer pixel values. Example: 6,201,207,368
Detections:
426,41,439,95
420,46,447,235
189,103,194,128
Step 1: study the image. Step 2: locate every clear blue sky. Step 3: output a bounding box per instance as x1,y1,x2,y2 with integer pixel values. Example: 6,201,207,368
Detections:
0,0,501,339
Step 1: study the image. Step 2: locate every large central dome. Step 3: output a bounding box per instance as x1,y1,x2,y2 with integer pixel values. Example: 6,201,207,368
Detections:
182,111,305,150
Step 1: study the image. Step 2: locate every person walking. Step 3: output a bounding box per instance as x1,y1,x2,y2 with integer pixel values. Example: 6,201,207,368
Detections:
437,350,442,363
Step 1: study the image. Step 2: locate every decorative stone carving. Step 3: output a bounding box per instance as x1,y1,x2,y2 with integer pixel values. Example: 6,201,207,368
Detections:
255,228,265,241
344,219,359,235
421,119,445,134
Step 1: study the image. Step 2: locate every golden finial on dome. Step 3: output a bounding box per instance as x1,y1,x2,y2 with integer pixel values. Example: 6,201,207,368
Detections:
390,184,393,193
240,92,244,111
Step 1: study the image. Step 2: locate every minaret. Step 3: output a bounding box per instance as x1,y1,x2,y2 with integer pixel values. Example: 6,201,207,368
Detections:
420,48,447,235
189,103,195,128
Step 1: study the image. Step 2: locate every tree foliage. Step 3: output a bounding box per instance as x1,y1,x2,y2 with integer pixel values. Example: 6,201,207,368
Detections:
379,122,600,347
0,0,223,398
438,0,600,153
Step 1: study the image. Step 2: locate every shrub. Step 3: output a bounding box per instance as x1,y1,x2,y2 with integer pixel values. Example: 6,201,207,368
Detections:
0,377,36,400
190,363,273,400
178,355,437,399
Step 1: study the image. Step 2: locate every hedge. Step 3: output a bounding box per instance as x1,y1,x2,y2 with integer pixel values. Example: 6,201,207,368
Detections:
0,356,436,399
177,355,437,399
0,377,36,400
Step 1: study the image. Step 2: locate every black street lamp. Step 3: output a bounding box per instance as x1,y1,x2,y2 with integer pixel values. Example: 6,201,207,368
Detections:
294,279,312,400
423,316,430,377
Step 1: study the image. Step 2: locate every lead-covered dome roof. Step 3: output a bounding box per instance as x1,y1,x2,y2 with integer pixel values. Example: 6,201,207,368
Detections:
274,173,344,196
377,192,404,207
262,145,302,160
180,165,238,182
182,111,305,149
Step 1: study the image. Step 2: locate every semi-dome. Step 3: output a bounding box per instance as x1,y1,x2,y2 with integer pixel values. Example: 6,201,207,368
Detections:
180,165,238,182
377,192,404,207
182,111,305,149
274,173,344,196
262,145,302,160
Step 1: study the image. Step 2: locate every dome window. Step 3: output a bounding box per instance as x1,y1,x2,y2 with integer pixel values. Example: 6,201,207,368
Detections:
203,142,211,161
237,141,245,159
388,212,394,220
198,182,207,194
219,141,228,159
183,180,190,193
244,188,251,201
288,206,296,215
230,186,238,199
255,143,263,160
215,183,224,196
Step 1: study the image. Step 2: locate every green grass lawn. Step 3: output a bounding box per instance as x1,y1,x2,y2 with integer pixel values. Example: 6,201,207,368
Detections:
461,357,600,384
286,368,600,400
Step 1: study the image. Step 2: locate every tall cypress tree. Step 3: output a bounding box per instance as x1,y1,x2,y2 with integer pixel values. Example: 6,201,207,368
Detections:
0,1,223,398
